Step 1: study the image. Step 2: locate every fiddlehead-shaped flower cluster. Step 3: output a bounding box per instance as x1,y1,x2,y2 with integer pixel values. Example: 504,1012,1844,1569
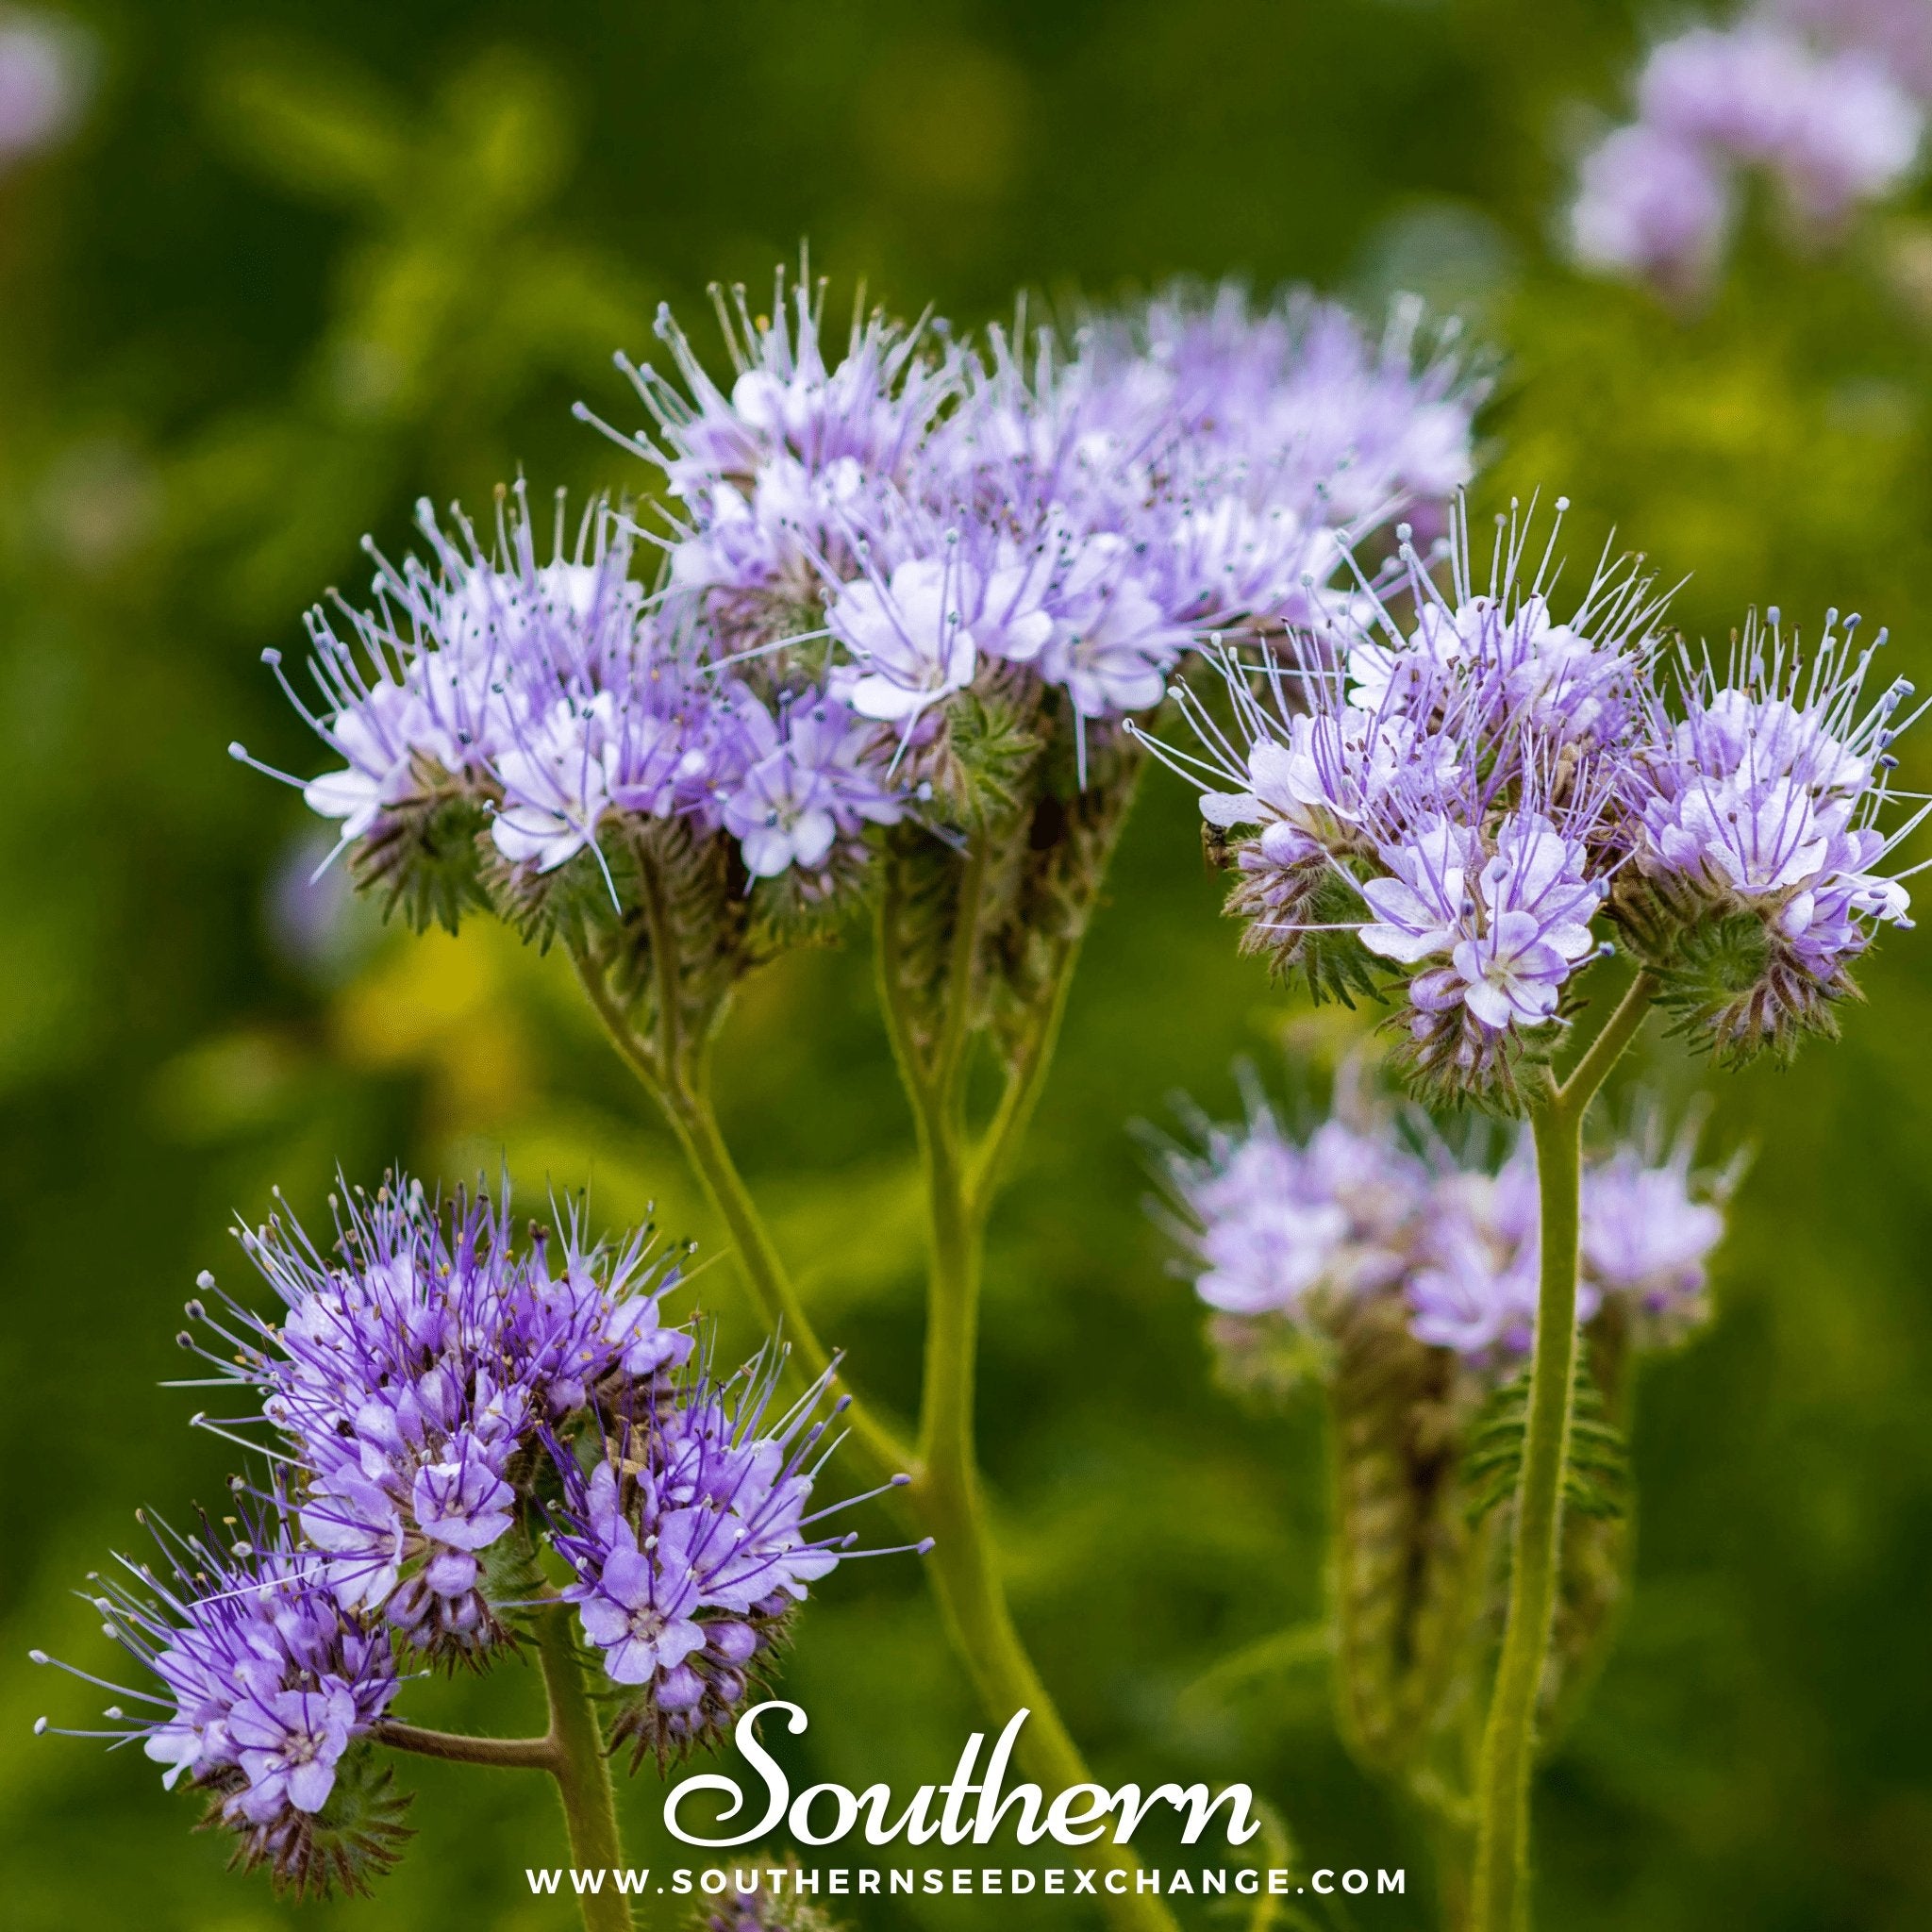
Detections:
1154,1069,1730,1799
35,1174,903,1894
35,1495,405,1897
1151,503,1923,1105
239,274,1483,1074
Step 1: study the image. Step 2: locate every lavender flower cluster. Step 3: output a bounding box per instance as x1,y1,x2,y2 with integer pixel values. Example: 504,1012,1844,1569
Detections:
1571,0,1930,298
36,1177,878,1890
211,1181,696,1652
1162,1074,1727,1371
262,275,1479,935
692,1862,843,1932
1156,504,1922,1098
35,1498,403,1891
549,1356,859,1767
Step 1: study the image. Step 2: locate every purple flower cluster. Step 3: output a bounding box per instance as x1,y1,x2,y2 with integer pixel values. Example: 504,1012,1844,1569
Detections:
1623,610,1924,1053
691,1863,842,1932
259,273,1480,915
184,1177,691,1654
1157,502,1654,1096
641,278,1475,732
1571,5,1928,298
0,11,90,168
550,1351,890,1764
1156,503,1921,1091
283,497,905,894
33,1495,399,1887
1161,1080,1727,1369
41,1170,891,1878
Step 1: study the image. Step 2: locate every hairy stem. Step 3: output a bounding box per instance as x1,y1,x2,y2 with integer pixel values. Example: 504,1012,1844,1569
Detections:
375,1721,556,1772
535,1603,634,1932
1557,971,1661,1112
570,942,915,1486
968,930,1080,1220
1470,974,1656,1931
880,856,1179,1932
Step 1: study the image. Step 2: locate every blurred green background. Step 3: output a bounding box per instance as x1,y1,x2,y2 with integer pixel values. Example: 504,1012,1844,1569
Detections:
5,2,1932,1927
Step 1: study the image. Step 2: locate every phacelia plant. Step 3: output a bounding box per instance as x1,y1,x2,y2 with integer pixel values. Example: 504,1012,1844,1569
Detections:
225,268,1484,1932
1142,495,1921,1929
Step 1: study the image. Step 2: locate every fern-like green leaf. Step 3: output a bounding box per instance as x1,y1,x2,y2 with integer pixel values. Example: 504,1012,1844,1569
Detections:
1464,1365,1629,1526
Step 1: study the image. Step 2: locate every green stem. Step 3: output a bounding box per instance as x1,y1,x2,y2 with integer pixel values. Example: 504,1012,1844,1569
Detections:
1556,971,1661,1111
911,1113,1178,1932
570,942,915,1486
666,1079,917,1483
880,857,1179,1932
1470,974,1656,1932
1425,1804,1476,1932
534,1603,634,1932
375,1721,557,1771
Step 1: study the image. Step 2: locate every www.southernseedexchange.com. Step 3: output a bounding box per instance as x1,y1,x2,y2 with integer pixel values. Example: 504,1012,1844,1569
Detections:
524,1864,1409,1902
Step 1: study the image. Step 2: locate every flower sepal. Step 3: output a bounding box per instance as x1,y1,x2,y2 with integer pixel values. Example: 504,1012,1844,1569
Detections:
197,1737,413,1902
1646,907,1847,1064
347,770,493,937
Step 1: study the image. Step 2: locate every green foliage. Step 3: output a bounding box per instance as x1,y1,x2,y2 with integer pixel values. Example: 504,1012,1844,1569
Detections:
1464,1367,1631,1528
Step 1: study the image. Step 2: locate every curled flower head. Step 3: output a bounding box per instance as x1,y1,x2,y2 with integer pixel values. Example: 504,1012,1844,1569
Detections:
34,1491,405,1896
629,271,1478,734
1156,491,1924,1091
550,1348,915,1767
292,494,647,844
1158,1070,1729,1375
1617,608,1924,1060
181,1174,690,1654
38,1164,924,1900
250,274,1484,996
717,687,905,878
1151,499,1657,1105
634,271,968,513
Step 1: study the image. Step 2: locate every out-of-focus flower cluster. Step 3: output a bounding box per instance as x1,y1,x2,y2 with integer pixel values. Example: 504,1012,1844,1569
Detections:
258,275,1479,958
1155,504,1922,1100
1159,1072,1728,1375
1157,1068,1728,1790
36,1175,883,1891
0,8,91,169
1570,1,1929,299
688,1861,846,1932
